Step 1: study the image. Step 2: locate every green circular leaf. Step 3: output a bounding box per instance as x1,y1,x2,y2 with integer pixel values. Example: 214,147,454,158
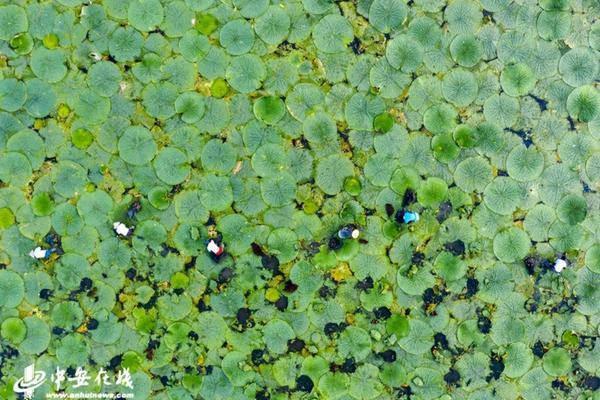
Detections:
1,317,26,344
398,319,434,355
73,89,110,124
504,342,534,378
303,112,337,144
493,227,530,263
51,301,84,330
76,190,113,227
234,0,269,18
424,103,457,135
484,93,519,128
338,326,372,361
0,270,24,308
316,154,354,195
483,177,522,216
442,68,478,107
386,34,424,72
0,79,26,112
199,174,233,211
30,47,67,83
345,93,385,131
153,147,190,185
109,27,143,62
312,14,353,53
557,194,587,225
417,177,448,208
267,227,297,263
226,54,266,94
220,19,254,55
506,145,544,181
24,79,56,118
18,316,50,355
524,203,556,242
0,5,28,40
286,83,324,121
584,244,600,274
118,126,158,166
542,348,572,376
0,152,32,187
128,0,164,32
567,85,600,123
453,156,493,193
450,33,482,67
559,47,599,87
142,82,178,120
201,139,237,174
6,129,44,169
52,161,87,198
88,61,121,97
537,11,571,40
253,96,285,125
500,63,536,97
369,0,407,33
260,172,297,207
444,0,481,34
251,143,288,177
175,92,206,123
255,6,291,45
52,203,84,236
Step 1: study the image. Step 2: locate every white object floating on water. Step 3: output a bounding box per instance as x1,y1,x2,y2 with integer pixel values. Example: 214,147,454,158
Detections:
29,247,49,259
113,221,134,237
554,259,568,273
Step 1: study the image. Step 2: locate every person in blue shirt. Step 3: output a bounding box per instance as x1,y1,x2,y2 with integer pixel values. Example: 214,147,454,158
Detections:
29,247,58,259
338,224,360,239
395,209,419,225
30,232,64,259
127,199,142,219
329,224,360,250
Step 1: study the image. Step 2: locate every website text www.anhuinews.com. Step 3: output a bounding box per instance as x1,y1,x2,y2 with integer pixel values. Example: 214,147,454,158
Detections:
45,393,134,399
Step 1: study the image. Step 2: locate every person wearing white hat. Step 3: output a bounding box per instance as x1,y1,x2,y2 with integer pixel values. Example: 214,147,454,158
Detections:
553,258,568,273
207,239,224,256
113,221,134,237
29,247,55,259
206,233,225,261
